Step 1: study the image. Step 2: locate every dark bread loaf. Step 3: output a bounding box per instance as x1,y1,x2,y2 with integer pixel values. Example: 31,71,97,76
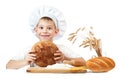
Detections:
86,57,115,72
30,41,58,67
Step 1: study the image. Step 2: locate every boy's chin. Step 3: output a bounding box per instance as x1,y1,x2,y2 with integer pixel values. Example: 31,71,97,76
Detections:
40,39,52,41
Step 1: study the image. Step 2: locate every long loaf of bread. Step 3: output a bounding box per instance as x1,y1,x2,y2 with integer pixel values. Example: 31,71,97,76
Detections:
86,57,115,72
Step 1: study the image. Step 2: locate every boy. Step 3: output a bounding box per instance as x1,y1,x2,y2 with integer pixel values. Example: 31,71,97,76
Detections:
6,6,86,69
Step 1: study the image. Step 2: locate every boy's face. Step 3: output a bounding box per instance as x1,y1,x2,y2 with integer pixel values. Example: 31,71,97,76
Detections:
34,19,59,41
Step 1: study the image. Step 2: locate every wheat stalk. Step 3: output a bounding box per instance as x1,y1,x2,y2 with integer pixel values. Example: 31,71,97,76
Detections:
68,26,102,57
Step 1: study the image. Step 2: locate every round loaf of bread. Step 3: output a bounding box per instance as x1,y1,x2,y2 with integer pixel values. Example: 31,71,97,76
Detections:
86,57,115,72
30,41,58,67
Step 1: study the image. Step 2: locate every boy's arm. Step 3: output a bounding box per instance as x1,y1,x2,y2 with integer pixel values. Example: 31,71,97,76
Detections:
6,60,29,69
63,57,86,67
6,53,36,69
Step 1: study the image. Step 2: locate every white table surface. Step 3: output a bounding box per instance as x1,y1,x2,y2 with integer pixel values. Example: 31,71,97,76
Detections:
0,62,119,79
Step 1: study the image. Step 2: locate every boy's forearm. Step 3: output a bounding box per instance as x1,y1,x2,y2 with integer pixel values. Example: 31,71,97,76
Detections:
64,56,71,60
63,57,86,66
6,60,29,69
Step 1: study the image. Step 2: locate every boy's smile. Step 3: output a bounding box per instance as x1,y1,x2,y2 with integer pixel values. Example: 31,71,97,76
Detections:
40,34,51,39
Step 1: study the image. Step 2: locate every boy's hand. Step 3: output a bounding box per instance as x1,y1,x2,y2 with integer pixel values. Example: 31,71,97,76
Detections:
25,51,36,63
54,50,65,63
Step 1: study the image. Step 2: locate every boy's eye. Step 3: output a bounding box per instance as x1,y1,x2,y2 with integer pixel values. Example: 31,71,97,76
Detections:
47,27,52,30
39,27,43,29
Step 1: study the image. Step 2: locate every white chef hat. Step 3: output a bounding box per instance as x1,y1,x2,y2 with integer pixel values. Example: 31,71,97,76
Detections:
29,5,67,40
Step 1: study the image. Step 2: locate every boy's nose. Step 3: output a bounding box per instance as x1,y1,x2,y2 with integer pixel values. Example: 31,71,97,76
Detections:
43,28,47,32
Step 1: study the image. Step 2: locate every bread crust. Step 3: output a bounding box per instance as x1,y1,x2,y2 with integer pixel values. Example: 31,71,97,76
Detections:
30,41,58,67
86,57,115,72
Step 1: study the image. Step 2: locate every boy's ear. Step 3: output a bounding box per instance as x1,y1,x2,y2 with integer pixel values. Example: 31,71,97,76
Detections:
55,29,59,34
34,27,37,32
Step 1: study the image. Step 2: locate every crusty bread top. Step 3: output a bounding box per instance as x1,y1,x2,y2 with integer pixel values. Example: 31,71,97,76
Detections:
86,57,115,72
30,40,58,67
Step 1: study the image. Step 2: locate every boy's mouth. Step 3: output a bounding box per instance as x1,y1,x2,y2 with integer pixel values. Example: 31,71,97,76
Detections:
40,35,50,38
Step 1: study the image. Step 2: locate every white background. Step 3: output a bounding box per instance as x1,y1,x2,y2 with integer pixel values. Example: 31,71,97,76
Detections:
0,0,119,79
